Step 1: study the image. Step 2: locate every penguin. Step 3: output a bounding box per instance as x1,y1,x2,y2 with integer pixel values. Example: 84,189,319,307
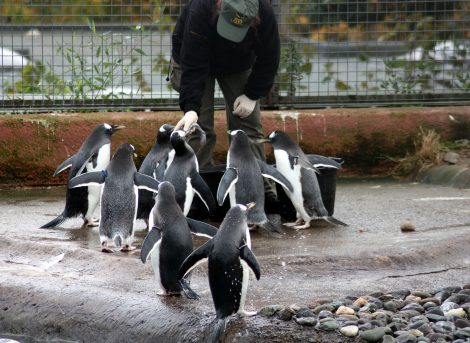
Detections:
40,123,125,229
68,144,161,252
140,181,218,299
178,204,261,343
217,130,293,234
136,124,174,227
160,130,216,217
266,130,347,228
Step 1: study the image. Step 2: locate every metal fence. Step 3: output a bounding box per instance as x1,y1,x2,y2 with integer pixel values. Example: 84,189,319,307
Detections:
1,0,469,111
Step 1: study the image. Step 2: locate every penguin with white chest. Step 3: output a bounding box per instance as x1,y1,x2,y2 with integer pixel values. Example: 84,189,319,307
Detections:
160,130,216,216
266,130,347,228
217,130,293,234
179,204,260,343
69,144,161,252
140,181,218,299
136,124,174,227
40,123,124,229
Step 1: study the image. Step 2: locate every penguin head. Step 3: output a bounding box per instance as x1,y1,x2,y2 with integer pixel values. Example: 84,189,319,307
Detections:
170,130,192,155
103,123,126,136
229,130,250,150
112,143,135,162
157,181,176,200
157,124,174,143
267,130,296,150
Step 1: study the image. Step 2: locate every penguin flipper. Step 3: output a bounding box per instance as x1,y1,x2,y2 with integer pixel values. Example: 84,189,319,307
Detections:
69,171,107,188
216,167,238,206
153,153,169,181
140,227,161,263
54,155,76,176
240,245,261,280
191,171,217,215
134,172,160,192
256,160,294,193
307,154,342,169
186,218,218,238
179,278,200,300
178,239,213,279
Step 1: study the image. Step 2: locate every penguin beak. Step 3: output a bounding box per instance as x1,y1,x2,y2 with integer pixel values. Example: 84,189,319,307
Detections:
254,138,270,144
111,125,126,132
246,202,256,210
133,153,138,158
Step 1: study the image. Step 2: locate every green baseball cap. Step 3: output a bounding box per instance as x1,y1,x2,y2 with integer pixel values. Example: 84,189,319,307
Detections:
217,0,259,43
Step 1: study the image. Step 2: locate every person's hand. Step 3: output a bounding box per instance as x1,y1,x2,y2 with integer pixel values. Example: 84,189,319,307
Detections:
233,94,257,118
175,111,198,131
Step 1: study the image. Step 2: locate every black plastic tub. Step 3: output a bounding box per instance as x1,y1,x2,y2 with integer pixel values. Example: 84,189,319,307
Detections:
188,155,342,222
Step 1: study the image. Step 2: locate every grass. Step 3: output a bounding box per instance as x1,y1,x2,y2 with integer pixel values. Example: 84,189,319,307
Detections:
389,127,442,178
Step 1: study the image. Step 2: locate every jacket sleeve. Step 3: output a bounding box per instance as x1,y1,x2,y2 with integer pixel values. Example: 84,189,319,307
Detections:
244,0,280,100
178,0,212,114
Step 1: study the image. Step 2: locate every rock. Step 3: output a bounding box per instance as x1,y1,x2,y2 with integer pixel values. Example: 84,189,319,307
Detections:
288,303,302,312
412,291,432,299
427,333,451,342
391,290,411,300
419,297,441,306
416,337,430,343
415,323,433,336
384,301,398,312
354,297,368,307
382,334,396,343
441,301,460,312
409,320,427,330
337,314,359,322
405,295,422,303
443,286,462,293
454,327,470,339
340,325,359,337
443,151,460,164
433,320,455,333
434,290,452,302
425,314,447,322
258,305,284,317
395,333,417,343
312,304,335,314
400,222,416,232
445,308,466,318
399,310,422,320
317,319,340,331
295,307,315,318
455,318,470,328
360,327,392,342
336,305,355,315
294,316,317,326
446,294,470,304
408,329,423,337
459,289,470,296
360,303,378,313
422,302,438,310
426,307,445,316
318,310,333,319
277,308,294,321
402,303,425,313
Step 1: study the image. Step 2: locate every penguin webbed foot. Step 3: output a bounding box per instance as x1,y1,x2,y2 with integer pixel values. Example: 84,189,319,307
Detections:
84,218,99,227
293,221,311,230
120,245,137,252
101,247,114,253
284,219,304,227
237,309,257,317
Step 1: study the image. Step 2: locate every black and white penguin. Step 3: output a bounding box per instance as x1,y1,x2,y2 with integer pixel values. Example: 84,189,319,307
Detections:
161,130,216,216
40,123,124,229
68,143,160,252
266,130,347,228
217,130,293,234
136,124,174,227
179,204,260,343
140,181,218,299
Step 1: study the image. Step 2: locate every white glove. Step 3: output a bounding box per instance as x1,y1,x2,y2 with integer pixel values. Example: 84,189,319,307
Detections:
175,110,198,131
233,94,257,118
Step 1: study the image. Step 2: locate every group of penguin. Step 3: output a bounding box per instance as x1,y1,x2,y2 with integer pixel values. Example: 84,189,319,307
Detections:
39,122,346,342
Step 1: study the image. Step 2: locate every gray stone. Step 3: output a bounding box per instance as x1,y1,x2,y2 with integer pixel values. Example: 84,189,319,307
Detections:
443,151,460,164
294,316,317,326
426,314,447,322
433,320,455,333
337,314,359,322
426,307,445,316
382,334,396,343
434,290,452,302
312,304,335,314
258,305,284,317
395,333,417,343
391,290,411,300
358,322,373,331
416,323,434,336
318,310,334,319
455,318,470,328
295,307,315,318
441,301,460,312
339,325,359,337
454,327,470,339
412,291,432,299
277,308,294,321
423,302,438,310
427,333,451,342
360,327,392,342
409,320,427,330
402,303,425,313
446,294,470,304
416,337,430,343
459,289,470,296
317,319,340,331
399,310,422,319
384,301,398,312
420,297,441,306
444,286,462,293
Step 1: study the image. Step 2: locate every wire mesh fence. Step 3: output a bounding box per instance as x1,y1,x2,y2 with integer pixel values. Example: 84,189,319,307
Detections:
0,0,469,111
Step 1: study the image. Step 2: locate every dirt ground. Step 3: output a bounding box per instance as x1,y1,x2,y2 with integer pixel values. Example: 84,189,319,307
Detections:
1,179,470,342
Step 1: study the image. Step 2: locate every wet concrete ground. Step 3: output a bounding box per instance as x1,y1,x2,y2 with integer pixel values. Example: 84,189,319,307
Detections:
1,179,470,342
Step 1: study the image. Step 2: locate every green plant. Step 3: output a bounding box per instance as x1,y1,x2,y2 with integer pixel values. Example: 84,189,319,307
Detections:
278,40,312,97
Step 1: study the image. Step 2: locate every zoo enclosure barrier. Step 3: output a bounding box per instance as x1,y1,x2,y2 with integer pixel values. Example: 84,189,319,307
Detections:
0,0,469,111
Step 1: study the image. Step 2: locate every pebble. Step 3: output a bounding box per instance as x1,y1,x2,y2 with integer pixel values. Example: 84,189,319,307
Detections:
339,325,358,337
261,285,469,342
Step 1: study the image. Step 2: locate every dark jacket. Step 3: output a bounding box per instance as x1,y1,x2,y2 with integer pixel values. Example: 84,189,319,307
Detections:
172,0,280,114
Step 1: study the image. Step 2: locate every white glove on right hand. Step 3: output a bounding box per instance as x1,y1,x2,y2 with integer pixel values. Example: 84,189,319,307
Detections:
233,94,257,118
175,111,198,131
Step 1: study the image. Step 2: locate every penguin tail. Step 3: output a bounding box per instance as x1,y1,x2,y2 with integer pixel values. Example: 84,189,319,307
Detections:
113,234,123,248
325,216,348,227
39,212,67,229
256,220,284,238
179,278,200,300
210,317,227,343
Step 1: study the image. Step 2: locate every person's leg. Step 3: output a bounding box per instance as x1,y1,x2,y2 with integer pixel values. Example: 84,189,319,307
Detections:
217,70,278,199
187,76,216,167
